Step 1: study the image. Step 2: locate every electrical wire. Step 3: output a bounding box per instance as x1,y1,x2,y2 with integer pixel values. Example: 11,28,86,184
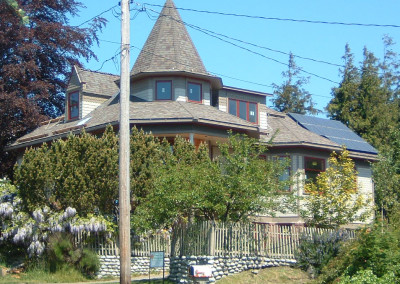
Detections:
144,7,340,84
76,4,119,28
130,44,332,100
143,3,400,29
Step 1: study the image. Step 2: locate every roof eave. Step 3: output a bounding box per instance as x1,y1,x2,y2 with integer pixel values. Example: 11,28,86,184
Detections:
128,71,223,89
7,117,259,151
222,85,272,97
269,141,379,161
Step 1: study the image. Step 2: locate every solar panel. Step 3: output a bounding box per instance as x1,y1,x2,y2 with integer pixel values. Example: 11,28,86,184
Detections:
288,113,378,154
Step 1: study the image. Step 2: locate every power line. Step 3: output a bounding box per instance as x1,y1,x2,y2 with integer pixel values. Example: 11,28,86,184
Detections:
130,45,332,100
76,4,119,27
144,7,340,84
139,5,343,68
143,3,400,29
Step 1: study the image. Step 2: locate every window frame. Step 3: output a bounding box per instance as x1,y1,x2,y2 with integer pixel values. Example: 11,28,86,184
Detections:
304,156,325,184
228,98,258,124
67,91,79,120
156,80,173,100
187,82,202,103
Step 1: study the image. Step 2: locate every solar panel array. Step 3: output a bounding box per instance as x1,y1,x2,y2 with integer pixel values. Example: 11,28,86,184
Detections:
288,113,378,154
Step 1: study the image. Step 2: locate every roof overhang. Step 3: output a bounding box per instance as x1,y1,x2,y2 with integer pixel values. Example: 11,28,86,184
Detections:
222,86,272,97
269,142,379,161
127,71,223,89
7,117,259,151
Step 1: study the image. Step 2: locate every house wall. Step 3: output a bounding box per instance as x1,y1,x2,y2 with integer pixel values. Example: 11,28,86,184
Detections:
257,148,375,225
131,77,211,105
81,94,109,118
217,89,268,130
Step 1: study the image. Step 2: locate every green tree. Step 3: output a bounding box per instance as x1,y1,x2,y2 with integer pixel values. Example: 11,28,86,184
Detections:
15,126,118,215
0,0,106,177
373,129,400,219
272,53,319,115
301,148,371,228
133,133,295,231
129,127,167,215
327,43,399,150
327,44,361,127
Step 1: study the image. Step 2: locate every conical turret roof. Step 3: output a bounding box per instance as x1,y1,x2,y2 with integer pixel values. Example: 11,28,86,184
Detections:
131,0,208,76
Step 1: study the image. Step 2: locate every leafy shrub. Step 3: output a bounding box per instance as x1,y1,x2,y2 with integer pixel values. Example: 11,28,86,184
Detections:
47,233,99,276
339,269,397,284
319,223,400,283
79,249,100,276
294,229,350,276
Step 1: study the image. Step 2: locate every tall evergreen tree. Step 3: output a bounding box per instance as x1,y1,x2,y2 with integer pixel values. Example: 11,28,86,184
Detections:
0,0,106,177
327,44,360,126
327,44,398,149
357,47,397,147
272,53,319,115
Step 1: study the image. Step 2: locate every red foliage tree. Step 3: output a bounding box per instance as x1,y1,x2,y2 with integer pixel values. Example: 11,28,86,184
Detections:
0,0,106,177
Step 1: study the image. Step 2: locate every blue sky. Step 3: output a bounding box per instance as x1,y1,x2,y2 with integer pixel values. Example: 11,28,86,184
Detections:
68,0,400,116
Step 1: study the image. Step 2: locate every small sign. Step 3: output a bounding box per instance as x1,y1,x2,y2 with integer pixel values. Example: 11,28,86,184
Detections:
150,251,164,268
189,265,213,278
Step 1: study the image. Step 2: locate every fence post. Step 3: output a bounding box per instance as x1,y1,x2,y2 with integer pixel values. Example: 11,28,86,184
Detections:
208,221,216,256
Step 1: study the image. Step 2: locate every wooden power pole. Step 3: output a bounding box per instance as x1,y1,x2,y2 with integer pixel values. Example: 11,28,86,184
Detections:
119,0,131,283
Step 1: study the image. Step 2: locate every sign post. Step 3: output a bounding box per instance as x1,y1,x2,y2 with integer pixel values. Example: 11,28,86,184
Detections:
149,251,165,283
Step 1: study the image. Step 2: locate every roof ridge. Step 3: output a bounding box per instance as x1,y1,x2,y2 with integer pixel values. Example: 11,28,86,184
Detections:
77,65,119,78
177,101,197,118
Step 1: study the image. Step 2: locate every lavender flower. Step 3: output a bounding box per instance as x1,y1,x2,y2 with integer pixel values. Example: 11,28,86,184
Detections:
28,241,45,257
0,203,13,217
32,209,43,223
63,207,77,219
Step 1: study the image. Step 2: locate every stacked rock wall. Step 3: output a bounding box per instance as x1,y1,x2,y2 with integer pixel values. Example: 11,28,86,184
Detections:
96,254,296,283
97,255,170,278
169,255,296,283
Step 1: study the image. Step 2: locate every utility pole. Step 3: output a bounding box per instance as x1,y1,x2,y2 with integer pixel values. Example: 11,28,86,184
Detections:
119,0,131,283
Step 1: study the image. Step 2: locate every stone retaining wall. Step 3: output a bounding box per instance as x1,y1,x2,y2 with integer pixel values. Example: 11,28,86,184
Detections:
96,255,296,282
169,255,296,283
97,255,170,278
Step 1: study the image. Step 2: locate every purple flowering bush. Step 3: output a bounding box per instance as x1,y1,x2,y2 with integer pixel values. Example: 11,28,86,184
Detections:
0,178,114,267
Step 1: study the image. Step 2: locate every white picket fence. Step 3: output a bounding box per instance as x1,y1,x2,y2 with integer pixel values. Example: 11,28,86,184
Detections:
77,221,356,259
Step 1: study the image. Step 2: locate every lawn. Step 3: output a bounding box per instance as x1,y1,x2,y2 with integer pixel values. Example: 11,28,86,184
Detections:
0,266,309,283
216,266,312,284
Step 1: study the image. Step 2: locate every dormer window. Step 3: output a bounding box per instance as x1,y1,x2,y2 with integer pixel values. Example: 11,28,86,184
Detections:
156,81,172,100
188,82,202,103
68,91,79,120
228,98,258,123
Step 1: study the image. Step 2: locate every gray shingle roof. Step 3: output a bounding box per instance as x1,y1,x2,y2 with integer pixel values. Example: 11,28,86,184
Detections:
9,100,259,150
265,109,343,148
264,108,378,160
76,67,119,97
131,0,207,76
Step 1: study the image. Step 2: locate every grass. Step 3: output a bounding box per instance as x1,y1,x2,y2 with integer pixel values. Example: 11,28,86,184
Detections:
0,265,308,283
0,267,171,284
216,266,313,284
0,266,92,283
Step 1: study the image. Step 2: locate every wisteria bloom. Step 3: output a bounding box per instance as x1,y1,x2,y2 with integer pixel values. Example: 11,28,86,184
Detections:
0,203,13,218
